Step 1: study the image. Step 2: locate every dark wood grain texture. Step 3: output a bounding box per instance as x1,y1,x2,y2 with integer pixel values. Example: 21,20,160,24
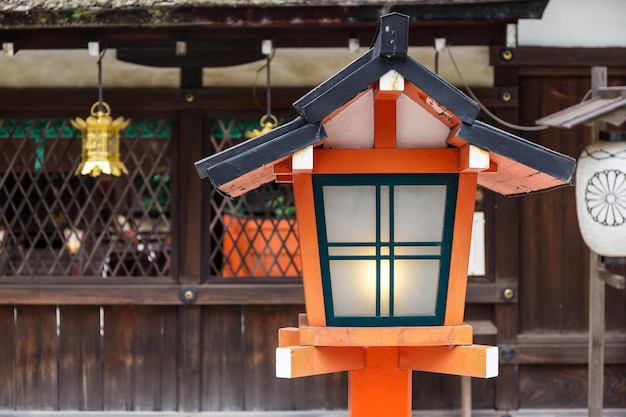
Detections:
0,306,15,409
15,306,58,410
58,306,102,410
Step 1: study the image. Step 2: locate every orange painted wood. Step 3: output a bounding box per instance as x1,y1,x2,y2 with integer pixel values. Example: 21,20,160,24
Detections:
399,344,499,378
478,152,568,195
218,163,276,197
273,157,293,183
374,92,397,149
292,173,326,326
313,148,461,174
298,323,473,347
278,327,301,347
403,82,461,128
444,173,478,325
349,347,412,417
276,345,365,378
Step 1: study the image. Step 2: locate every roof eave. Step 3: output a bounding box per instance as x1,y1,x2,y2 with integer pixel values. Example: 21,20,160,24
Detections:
194,117,326,189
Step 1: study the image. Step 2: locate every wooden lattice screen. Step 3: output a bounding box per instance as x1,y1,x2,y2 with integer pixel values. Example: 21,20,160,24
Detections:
206,118,301,279
0,118,172,278
0,117,301,280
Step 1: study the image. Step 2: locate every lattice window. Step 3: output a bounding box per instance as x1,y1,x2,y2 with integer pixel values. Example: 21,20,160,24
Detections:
0,118,172,279
206,118,301,278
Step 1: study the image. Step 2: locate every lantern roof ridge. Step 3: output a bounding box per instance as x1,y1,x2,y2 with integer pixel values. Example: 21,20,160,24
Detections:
195,12,576,197
294,13,480,126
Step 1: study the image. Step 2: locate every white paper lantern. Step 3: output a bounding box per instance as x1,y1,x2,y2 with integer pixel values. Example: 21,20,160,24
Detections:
575,133,626,257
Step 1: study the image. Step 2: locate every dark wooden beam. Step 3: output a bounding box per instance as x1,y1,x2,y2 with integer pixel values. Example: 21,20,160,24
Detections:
0,87,511,113
0,87,309,114
491,46,626,69
501,334,626,365
0,21,509,58
0,282,516,305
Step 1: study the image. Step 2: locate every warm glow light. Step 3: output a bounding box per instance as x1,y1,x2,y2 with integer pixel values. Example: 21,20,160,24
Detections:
330,259,377,316
64,228,84,256
330,258,440,318
0,227,5,255
380,260,390,316
316,174,456,325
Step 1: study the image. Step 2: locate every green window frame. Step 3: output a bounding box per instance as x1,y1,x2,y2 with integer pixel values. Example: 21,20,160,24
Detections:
313,173,459,327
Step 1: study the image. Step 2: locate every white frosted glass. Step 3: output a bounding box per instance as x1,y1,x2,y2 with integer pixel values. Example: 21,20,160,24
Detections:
380,259,390,316
394,185,446,242
328,246,376,257
330,260,377,317
393,259,440,316
394,246,441,256
323,185,376,243
380,186,390,242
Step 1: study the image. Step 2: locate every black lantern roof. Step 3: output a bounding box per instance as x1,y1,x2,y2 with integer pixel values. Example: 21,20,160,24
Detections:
195,12,576,198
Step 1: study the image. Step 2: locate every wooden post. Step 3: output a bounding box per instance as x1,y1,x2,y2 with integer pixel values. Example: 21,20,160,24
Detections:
589,251,604,417
461,376,472,417
588,66,606,417
348,347,412,417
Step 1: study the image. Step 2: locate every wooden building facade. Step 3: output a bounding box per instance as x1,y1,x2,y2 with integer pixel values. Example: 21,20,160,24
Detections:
0,1,625,414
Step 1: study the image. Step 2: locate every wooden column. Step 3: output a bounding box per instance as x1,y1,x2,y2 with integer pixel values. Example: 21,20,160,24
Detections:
175,86,204,410
491,48,521,412
588,251,604,417
348,347,412,417
587,66,606,417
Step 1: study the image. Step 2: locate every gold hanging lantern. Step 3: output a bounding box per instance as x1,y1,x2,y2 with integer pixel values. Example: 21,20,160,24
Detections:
246,114,278,139
246,41,278,139
71,44,130,177
71,101,130,177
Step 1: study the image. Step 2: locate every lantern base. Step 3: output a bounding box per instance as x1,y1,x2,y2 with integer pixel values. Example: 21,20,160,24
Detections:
75,160,129,177
279,313,473,347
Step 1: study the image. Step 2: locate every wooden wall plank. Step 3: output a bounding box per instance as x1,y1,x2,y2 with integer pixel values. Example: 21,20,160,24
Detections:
518,364,626,409
0,306,15,409
519,190,563,331
413,373,460,410
15,306,58,410
160,307,178,411
523,75,589,334
201,306,245,411
177,306,201,412
242,305,305,410
58,306,102,410
302,372,348,410
519,365,587,408
103,306,167,411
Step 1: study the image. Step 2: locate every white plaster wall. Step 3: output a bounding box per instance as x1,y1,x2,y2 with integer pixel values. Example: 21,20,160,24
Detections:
0,50,180,88
202,46,491,88
518,0,626,47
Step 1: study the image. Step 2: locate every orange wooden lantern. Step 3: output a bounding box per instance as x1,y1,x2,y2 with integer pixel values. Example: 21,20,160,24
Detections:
196,13,576,417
